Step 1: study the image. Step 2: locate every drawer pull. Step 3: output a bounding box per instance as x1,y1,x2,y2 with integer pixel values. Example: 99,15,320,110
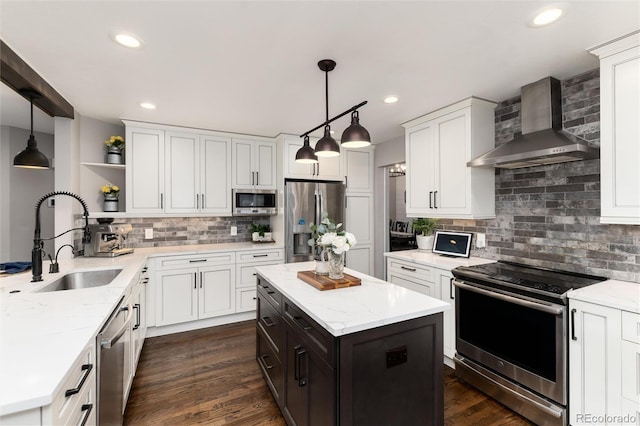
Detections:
133,303,141,330
80,404,93,426
141,267,148,273
65,364,93,397
261,316,275,327
253,254,269,258
294,345,307,386
449,277,455,300
189,259,207,263
143,278,150,284
294,315,312,331
252,273,257,276
400,266,417,272
267,291,275,295
260,354,274,370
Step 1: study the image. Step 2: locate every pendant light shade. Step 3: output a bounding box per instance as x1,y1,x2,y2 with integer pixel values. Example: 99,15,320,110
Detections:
295,135,319,164
341,110,371,148
314,126,340,157
13,89,49,170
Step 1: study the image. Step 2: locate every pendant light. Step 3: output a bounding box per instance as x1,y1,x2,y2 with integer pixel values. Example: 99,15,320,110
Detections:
341,110,371,148
295,135,318,164
295,59,370,162
13,89,50,169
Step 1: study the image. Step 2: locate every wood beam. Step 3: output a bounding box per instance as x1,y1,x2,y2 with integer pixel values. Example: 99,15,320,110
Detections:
1,39,74,118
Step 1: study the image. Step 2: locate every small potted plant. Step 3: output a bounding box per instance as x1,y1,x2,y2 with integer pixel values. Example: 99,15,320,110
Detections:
250,223,272,242
411,218,438,251
104,135,125,164
101,183,120,212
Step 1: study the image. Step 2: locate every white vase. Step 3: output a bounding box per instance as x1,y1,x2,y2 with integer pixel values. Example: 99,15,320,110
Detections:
416,234,434,251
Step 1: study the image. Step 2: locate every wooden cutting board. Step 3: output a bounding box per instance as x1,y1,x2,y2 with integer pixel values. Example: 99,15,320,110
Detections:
297,270,362,291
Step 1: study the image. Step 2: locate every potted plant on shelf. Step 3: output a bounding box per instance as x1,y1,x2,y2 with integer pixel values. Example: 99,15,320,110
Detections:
250,223,272,242
104,135,125,164
411,218,438,251
101,183,120,212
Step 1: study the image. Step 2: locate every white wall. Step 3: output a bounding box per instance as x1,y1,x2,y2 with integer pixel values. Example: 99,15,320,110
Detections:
373,135,405,279
0,126,55,261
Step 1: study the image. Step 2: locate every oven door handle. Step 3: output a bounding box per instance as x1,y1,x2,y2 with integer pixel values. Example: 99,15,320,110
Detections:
452,279,563,316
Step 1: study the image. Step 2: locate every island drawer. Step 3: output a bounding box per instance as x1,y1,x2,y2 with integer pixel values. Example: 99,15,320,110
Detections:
283,298,335,367
387,258,433,282
257,276,282,310
257,290,284,356
257,326,285,406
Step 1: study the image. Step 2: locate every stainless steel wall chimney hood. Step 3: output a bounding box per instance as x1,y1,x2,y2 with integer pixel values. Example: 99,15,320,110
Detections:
467,77,599,169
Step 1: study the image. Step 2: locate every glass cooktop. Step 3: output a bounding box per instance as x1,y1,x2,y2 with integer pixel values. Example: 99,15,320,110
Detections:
452,261,607,299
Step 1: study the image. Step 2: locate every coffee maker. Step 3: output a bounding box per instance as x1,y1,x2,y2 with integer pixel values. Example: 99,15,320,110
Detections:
84,223,134,257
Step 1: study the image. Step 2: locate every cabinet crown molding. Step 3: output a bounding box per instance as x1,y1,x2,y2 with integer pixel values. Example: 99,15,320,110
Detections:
588,30,640,58
401,96,497,129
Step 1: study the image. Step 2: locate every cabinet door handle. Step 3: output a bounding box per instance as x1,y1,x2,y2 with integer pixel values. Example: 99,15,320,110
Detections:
160,193,164,209
449,277,455,300
294,345,307,386
142,267,148,273
260,354,274,370
201,193,205,209
433,191,438,209
200,272,203,289
196,194,199,209
194,272,197,289
429,191,433,208
133,303,141,330
316,163,319,176
256,171,259,185
253,254,269,258
401,266,416,272
294,315,312,331
189,259,207,263
571,308,577,341
80,404,93,426
261,316,275,327
65,364,93,397
345,176,348,187
143,278,149,284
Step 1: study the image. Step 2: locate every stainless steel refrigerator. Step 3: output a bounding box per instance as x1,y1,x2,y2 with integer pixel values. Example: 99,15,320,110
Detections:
285,179,345,264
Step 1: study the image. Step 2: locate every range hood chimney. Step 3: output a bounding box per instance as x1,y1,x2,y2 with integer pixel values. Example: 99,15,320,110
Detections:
467,77,599,169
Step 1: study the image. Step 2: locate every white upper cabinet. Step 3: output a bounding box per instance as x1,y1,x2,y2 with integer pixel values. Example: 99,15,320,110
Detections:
402,97,497,219
343,147,374,193
589,31,640,225
280,134,342,180
165,131,232,215
232,137,277,190
125,125,165,214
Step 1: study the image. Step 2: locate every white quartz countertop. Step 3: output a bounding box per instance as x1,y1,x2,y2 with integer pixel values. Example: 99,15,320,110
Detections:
255,262,450,337
0,241,283,416
567,279,640,313
384,249,496,270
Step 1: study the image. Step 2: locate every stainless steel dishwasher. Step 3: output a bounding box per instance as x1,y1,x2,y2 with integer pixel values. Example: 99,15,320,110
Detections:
97,296,132,425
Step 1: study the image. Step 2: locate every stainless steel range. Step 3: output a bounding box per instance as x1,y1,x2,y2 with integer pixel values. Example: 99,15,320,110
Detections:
451,261,606,426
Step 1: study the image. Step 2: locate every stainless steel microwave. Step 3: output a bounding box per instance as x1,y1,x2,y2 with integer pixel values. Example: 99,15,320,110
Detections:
232,189,277,216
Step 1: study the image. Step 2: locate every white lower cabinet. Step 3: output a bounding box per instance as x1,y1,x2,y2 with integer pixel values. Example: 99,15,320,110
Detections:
235,248,284,313
434,268,456,361
155,264,235,326
386,257,435,297
0,340,98,426
569,299,630,425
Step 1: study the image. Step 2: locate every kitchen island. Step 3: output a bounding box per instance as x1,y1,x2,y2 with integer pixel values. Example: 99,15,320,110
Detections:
255,262,449,425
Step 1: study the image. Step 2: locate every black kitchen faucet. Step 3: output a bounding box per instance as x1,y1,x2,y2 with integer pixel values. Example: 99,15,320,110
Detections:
31,191,91,282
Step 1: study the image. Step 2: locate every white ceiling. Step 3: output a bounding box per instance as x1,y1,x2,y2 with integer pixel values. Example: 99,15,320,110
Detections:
0,1,638,143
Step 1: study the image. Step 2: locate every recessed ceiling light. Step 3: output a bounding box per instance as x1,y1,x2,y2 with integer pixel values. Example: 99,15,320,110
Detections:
139,102,156,110
528,4,568,27
113,32,142,48
384,96,399,104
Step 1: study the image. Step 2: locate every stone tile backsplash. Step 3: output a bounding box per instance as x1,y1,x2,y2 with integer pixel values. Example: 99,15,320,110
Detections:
438,68,640,283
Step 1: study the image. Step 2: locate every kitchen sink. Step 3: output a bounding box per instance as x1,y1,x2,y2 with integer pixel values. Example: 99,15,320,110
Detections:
37,268,122,292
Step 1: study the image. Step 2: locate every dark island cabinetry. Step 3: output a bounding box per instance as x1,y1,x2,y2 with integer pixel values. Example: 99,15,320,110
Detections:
256,274,444,425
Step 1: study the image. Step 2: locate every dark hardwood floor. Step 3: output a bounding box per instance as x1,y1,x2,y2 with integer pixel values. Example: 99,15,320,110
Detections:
124,321,533,425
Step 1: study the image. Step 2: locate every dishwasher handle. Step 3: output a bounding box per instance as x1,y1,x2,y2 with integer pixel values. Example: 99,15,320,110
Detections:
101,304,133,349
